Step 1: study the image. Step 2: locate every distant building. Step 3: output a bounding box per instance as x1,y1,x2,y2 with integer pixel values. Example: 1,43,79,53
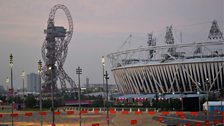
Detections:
87,83,118,92
86,77,90,89
0,85,6,95
27,73,39,92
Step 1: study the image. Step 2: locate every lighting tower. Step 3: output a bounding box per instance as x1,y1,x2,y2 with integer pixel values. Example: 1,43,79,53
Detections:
165,26,176,55
76,66,82,126
102,56,105,111
9,54,14,126
104,71,109,126
21,71,25,108
208,20,223,40
38,60,43,126
147,33,156,59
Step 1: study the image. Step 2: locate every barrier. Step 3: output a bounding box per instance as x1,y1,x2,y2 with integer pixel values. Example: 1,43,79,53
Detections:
158,117,164,122
25,112,33,116
122,110,129,115
135,111,142,115
66,111,74,115
11,113,18,117
214,119,218,126
221,112,224,116
221,119,224,123
81,109,88,114
176,111,184,116
40,112,47,116
161,111,169,116
131,119,137,125
205,120,210,126
184,123,190,126
94,108,99,114
190,111,198,116
148,111,156,115
1,109,224,126
92,123,100,126
195,122,201,126
179,114,185,119
54,112,60,115
110,110,116,114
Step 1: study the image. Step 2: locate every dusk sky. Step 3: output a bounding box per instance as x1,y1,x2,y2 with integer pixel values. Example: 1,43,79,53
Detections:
0,0,223,90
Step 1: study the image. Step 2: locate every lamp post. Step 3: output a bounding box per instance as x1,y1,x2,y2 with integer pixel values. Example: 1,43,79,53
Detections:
221,86,224,122
9,54,14,126
48,66,55,126
104,71,109,126
21,70,25,109
180,94,184,111
155,93,159,111
197,82,201,112
179,88,184,111
5,77,9,96
38,60,43,126
172,92,175,111
102,56,105,111
197,91,200,111
76,66,82,126
206,78,210,119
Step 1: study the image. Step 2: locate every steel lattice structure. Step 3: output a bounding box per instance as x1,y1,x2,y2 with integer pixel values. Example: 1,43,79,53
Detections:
41,4,76,93
108,20,224,94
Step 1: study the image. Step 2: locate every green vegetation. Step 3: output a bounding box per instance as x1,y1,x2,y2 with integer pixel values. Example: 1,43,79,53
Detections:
24,95,37,108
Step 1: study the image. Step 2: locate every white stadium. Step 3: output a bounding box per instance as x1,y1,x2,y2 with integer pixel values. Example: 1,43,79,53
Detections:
108,20,224,95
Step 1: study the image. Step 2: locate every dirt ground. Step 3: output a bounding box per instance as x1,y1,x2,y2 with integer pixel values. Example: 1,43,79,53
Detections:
0,111,165,126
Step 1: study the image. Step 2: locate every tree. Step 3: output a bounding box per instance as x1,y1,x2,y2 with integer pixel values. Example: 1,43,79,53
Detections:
43,99,52,108
14,96,23,104
24,95,37,108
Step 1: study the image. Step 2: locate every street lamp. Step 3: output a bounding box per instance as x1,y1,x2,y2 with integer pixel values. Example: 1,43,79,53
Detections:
9,54,14,126
21,70,25,108
104,71,109,126
178,87,184,111
172,92,175,111
197,82,201,112
5,77,9,94
102,56,105,111
48,65,55,126
180,94,184,111
76,66,82,126
206,78,210,119
197,91,200,111
38,60,43,126
155,92,159,111
5,77,9,105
